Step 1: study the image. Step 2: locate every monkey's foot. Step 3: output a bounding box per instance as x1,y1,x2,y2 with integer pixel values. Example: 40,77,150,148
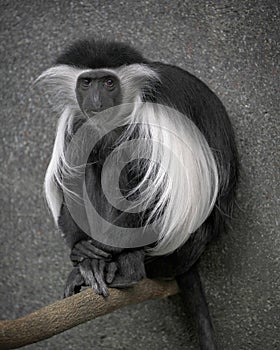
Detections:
65,239,118,298
78,258,117,297
64,259,118,298
65,245,145,296
109,249,146,288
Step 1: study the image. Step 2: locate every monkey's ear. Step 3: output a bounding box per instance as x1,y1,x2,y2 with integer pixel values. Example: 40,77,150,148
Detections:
35,65,84,111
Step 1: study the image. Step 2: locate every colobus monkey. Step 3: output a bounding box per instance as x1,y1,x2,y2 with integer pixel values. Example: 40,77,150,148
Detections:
37,39,239,350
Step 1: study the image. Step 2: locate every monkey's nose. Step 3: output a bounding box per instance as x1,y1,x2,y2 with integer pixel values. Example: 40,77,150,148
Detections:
90,96,103,112
80,95,103,117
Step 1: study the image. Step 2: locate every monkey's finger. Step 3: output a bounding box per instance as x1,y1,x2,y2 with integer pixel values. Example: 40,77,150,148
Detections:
84,240,112,259
69,252,85,265
79,259,100,293
98,260,106,285
75,241,111,259
63,267,85,298
106,261,118,284
72,246,100,260
91,259,109,297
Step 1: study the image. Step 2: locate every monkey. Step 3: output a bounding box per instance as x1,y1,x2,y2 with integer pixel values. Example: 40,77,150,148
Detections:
37,39,239,350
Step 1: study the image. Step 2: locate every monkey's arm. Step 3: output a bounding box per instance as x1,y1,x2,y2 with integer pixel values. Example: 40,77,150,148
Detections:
58,202,118,297
59,162,146,297
83,159,146,287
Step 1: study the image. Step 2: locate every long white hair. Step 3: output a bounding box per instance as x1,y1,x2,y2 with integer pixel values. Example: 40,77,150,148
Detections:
37,63,219,256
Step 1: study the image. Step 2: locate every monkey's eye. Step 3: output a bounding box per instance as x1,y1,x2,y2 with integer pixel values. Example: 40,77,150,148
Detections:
80,78,92,88
104,78,115,89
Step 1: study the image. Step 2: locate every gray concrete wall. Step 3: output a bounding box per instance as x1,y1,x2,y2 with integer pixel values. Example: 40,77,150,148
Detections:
0,1,279,349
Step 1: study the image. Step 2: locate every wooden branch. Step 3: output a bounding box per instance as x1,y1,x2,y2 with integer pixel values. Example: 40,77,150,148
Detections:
0,278,179,350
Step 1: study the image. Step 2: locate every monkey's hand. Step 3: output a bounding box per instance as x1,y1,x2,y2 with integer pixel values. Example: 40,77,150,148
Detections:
70,239,112,265
64,240,117,298
108,249,146,288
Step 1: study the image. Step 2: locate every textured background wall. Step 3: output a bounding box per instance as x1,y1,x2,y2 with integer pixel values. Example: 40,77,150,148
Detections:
0,1,279,349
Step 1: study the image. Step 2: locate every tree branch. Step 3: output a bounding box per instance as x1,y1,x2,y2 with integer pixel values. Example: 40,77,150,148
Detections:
0,278,179,349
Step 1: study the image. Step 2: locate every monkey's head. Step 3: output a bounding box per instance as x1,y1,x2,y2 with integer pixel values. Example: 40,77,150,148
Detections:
76,70,122,117
36,39,157,121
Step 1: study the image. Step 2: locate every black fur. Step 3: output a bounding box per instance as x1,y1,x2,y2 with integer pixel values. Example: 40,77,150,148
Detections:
56,39,147,68
53,39,239,350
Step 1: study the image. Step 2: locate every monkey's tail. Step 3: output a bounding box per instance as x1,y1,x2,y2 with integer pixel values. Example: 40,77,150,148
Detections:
176,265,218,350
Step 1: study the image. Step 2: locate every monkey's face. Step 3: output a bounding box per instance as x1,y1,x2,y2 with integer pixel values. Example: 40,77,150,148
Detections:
76,71,122,117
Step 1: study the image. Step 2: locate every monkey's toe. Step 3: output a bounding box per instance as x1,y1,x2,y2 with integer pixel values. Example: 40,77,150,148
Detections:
79,258,109,297
109,278,139,289
63,267,85,298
